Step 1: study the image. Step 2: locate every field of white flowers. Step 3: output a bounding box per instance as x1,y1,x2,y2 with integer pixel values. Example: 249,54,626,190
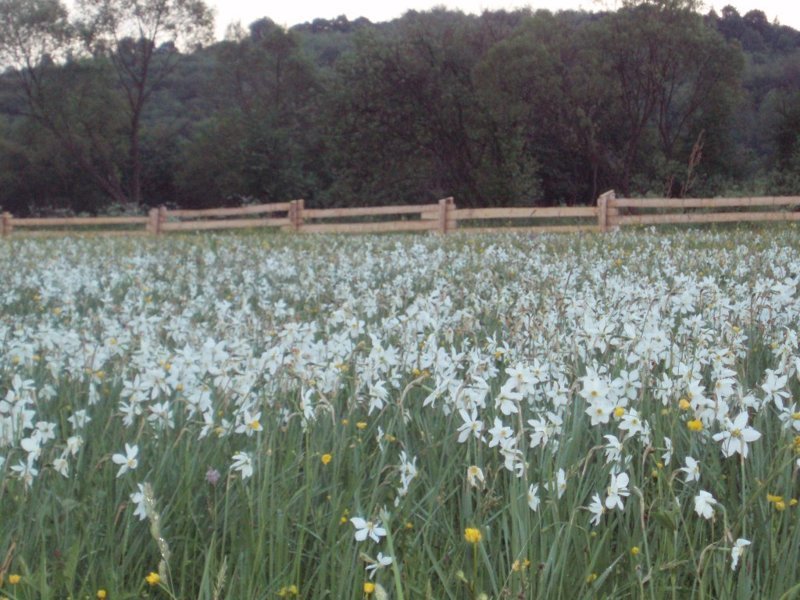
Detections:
0,227,799,599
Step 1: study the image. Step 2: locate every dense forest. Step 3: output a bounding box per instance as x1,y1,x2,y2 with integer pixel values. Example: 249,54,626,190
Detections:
0,0,799,214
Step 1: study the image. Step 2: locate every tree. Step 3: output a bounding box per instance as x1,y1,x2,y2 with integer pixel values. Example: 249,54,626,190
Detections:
599,1,743,195
326,9,536,207
474,10,615,204
74,0,214,204
0,0,134,205
176,19,324,205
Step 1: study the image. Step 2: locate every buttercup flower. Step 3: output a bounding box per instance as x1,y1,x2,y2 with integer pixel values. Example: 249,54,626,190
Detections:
464,527,482,544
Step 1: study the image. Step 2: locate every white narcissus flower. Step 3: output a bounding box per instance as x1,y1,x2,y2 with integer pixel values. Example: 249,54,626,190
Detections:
130,483,148,521
487,418,513,449
111,443,139,478
230,451,253,479
712,412,761,458
586,397,616,426
661,436,673,466
731,538,751,571
603,434,623,464
527,483,540,512
694,490,717,520
52,456,69,477
547,468,567,499
350,517,386,543
680,456,701,483
457,409,484,444
605,472,630,510
761,369,788,409
466,465,485,489
588,493,605,527
366,552,393,579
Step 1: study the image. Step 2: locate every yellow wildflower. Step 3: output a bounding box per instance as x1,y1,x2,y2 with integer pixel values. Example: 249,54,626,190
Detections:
277,584,299,597
145,572,161,586
363,581,376,595
687,419,703,432
321,453,332,465
8,574,20,585
97,591,107,599
356,421,367,430
678,399,691,410
631,546,640,556
464,527,482,544
511,559,531,572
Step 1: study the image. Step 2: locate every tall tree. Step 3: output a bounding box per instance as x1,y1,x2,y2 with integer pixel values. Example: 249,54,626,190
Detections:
327,9,535,207
176,19,323,205
75,0,213,204
600,0,743,195
0,0,132,204
474,10,616,203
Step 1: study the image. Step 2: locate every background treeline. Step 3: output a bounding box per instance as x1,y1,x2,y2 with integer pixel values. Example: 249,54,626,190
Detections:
1,1,799,214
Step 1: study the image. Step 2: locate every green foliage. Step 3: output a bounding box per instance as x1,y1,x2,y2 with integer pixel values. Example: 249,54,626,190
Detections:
1,4,800,213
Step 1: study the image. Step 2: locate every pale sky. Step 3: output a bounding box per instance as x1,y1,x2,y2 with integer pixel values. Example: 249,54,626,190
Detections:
209,0,800,38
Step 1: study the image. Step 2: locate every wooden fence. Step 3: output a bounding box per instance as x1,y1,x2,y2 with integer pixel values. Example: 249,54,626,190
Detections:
598,191,800,229
1,191,799,237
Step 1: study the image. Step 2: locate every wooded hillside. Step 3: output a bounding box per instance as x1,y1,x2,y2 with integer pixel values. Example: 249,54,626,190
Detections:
0,0,798,214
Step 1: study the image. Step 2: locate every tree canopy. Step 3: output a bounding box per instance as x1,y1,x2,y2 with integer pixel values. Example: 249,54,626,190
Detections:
0,2,799,214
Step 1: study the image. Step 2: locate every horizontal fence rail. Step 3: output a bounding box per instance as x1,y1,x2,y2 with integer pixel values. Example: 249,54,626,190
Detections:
2,191,799,237
601,193,800,229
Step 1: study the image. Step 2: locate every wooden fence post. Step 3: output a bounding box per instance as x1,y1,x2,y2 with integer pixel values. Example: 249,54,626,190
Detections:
597,190,614,232
294,199,305,232
147,208,159,235
1,212,11,237
438,197,453,234
157,205,167,235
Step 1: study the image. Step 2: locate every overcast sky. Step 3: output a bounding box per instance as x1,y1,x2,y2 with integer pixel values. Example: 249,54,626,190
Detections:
209,0,800,38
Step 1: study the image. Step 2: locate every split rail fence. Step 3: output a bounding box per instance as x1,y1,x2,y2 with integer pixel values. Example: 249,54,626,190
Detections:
1,192,799,237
